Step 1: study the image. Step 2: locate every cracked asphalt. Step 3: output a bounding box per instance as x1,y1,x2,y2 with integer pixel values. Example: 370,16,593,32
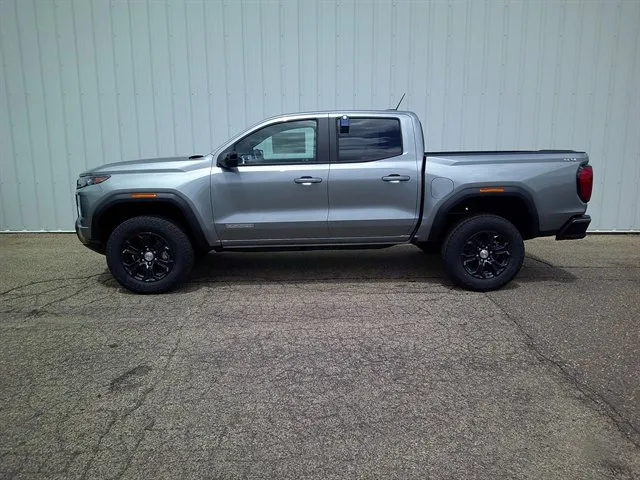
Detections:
1,234,639,479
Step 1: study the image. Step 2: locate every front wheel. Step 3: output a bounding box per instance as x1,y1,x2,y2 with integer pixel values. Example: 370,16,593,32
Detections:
441,214,525,292
106,216,194,294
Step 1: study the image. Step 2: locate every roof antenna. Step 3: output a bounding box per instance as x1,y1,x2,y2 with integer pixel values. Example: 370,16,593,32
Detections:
394,93,406,111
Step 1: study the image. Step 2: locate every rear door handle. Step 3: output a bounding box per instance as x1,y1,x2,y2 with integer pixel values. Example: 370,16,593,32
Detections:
294,176,323,185
382,174,411,183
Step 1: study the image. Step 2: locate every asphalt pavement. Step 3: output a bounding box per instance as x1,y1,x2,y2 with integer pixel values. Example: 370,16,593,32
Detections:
1,234,639,479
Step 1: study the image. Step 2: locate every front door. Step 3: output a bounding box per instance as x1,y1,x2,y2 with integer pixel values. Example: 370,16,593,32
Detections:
211,116,330,245
328,115,421,240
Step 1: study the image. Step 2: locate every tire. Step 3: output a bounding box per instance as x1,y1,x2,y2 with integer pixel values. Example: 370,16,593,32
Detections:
441,214,524,292
106,216,194,294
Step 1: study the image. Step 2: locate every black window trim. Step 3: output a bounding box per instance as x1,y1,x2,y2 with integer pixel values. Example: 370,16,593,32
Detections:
330,116,404,164
219,118,329,167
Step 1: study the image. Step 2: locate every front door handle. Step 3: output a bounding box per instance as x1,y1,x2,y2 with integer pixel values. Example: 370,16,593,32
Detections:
294,176,323,185
382,174,411,183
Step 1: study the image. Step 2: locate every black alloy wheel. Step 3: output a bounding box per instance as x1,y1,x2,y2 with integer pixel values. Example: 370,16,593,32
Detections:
106,216,194,294
460,230,511,279
121,232,174,282
441,214,525,291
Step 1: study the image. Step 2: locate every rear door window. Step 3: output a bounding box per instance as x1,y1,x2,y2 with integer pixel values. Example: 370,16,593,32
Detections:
336,118,403,163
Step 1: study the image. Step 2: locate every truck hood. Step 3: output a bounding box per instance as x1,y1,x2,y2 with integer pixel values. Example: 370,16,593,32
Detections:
82,155,211,175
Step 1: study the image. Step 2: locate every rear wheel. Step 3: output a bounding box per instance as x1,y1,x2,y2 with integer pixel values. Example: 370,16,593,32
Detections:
106,216,194,294
441,214,524,291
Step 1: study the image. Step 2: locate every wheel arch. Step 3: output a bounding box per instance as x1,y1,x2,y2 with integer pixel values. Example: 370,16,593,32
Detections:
92,192,210,252
427,187,540,243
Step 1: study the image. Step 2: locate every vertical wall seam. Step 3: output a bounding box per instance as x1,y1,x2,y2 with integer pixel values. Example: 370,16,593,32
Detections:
259,0,266,117
107,0,124,160
442,0,452,148
389,1,396,109
183,0,195,151
54,0,76,228
585,0,603,155
479,1,490,149
532,0,546,147
297,0,303,111
459,0,471,145
221,0,231,138
584,0,605,225
596,1,623,220
0,6,24,228
15,0,43,228
239,0,247,126
33,0,59,228
165,0,178,152
71,0,90,168
569,0,585,145
514,0,528,147
145,0,159,155
407,1,415,112
89,0,106,161
333,2,341,110
550,0,566,146
496,0,509,148
202,0,214,149
126,0,142,157
630,4,640,227
280,0,286,111
615,3,639,228
351,0,356,108
370,1,375,107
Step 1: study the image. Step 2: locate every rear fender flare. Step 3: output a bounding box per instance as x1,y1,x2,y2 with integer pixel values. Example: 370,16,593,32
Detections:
426,186,540,242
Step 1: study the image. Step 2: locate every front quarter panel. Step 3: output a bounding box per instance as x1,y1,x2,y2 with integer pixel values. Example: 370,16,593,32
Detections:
77,155,218,246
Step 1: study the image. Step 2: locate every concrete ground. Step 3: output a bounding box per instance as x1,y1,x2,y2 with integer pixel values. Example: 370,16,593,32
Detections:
1,234,639,479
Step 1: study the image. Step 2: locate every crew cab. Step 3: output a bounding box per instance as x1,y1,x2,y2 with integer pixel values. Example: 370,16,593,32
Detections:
75,110,593,293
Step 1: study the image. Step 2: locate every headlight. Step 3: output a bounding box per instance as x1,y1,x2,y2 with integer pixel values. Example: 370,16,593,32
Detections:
76,175,110,189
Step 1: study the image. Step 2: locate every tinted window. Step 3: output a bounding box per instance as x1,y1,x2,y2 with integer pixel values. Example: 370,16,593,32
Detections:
337,118,402,162
234,120,317,165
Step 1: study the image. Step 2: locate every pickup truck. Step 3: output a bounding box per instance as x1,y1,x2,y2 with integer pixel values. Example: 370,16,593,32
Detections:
75,110,593,294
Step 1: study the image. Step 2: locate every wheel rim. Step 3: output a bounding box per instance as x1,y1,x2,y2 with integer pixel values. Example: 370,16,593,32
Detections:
121,232,174,282
460,230,511,279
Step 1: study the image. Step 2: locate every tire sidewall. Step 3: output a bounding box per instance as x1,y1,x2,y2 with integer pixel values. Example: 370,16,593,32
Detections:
106,216,194,294
443,215,525,291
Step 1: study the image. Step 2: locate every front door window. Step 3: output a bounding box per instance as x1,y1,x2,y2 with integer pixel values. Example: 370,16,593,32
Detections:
234,120,317,166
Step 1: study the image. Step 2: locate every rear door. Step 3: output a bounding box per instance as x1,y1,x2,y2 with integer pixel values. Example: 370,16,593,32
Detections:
211,115,330,245
327,114,421,241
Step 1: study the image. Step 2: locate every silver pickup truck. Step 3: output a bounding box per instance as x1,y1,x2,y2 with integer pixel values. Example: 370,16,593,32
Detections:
75,110,593,294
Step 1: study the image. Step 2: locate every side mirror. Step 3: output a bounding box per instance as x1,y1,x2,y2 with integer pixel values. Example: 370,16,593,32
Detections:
218,151,239,170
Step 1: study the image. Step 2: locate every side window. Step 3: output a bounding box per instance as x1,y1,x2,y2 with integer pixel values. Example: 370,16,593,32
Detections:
234,120,317,165
336,118,403,163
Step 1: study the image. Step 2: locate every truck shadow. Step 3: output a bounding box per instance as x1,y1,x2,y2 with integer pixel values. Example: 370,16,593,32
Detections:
184,246,576,291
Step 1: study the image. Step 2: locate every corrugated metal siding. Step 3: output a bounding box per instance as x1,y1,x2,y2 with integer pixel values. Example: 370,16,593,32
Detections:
1,0,639,231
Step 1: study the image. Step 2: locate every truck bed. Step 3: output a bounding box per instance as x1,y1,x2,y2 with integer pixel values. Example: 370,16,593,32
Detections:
426,150,583,156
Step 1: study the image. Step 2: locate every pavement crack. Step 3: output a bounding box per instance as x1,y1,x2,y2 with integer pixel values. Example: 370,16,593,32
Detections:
79,410,119,480
485,292,640,449
0,273,108,296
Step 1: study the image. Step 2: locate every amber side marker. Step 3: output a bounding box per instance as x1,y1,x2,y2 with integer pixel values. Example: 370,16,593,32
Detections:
131,193,158,199
479,188,505,193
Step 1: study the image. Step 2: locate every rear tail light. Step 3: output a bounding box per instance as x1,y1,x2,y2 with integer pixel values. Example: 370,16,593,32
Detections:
577,165,593,203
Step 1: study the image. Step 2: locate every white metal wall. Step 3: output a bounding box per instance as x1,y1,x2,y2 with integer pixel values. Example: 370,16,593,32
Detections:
1,0,639,231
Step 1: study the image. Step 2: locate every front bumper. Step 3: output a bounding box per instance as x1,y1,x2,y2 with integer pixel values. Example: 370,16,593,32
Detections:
556,215,591,240
75,219,105,254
